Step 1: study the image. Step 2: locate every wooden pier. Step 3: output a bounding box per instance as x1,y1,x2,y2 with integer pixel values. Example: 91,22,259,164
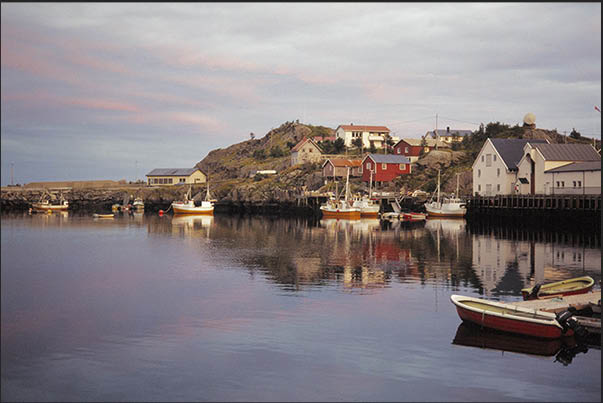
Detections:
467,194,600,214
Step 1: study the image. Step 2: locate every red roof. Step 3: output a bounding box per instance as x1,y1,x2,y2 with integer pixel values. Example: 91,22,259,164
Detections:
338,125,390,132
326,158,362,167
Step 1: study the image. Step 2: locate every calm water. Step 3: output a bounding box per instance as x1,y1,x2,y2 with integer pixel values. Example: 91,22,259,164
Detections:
1,212,601,402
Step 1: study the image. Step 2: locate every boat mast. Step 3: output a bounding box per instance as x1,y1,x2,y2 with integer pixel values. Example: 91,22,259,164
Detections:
456,173,460,198
437,169,441,204
206,180,210,201
369,170,373,198
345,167,351,204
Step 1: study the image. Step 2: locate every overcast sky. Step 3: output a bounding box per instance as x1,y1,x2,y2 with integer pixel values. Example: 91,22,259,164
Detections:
1,3,601,185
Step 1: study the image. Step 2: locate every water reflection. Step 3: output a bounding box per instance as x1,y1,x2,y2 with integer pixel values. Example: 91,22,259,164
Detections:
452,322,598,366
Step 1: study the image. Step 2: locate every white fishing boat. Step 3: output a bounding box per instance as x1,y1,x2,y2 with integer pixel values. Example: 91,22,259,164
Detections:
132,197,144,210
172,184,214,215
31,193,69,212
320,168,361,219
351,171,379,218
424,170,466,217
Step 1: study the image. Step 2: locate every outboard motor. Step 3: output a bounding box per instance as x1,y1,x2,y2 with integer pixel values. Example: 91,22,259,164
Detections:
555,309,588,338
528,283,542,300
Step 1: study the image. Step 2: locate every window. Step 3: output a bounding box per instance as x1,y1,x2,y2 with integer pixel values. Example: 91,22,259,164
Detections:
493,154,497,161
359,166,363,174
405,147,409,153
169,178,173,184
478,185,481,191
397,148,401,154
486,154,492,167
309,149,312,153
561,181,565,187
578,181,582,187
556,181,560,187
180,178,185,183
148,179,151,185
478,169,481,178
399,164,406,170
382,163,387,170
367,162,371,169
497,168,500,177
497,184,500,191
481,155,484,162
573,181,576,187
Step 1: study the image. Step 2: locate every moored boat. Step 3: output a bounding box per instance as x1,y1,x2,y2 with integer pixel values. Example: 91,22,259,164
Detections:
351,195,380,218
401,212,427,222
172,184,214,215
93,213,114,219
320,168,361,220
521,276,595,300
132,197,145,211
32,197,69,212
450,294,571,339
424,170,466,217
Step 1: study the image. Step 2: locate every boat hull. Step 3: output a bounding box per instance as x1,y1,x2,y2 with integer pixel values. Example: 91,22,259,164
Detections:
360,211,379,218
424,207,466,217
172,206,214,215
451,295,567,339
402,213,427,222
32,203,69,212
521,276,595,300
320,209,361,219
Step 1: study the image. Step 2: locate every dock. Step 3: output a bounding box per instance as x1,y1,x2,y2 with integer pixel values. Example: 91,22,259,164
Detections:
511,291,601,335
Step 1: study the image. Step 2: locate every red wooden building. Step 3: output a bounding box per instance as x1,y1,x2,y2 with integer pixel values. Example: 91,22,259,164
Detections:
393,138,449,162
360,154,411,183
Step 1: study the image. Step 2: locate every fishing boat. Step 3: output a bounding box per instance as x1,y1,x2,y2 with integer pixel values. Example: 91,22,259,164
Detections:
351,171,380,218
132,197,145,211
172,184,214,215
31,193,69,212
521,276,595,300
424,171,466,217
320,168,361,219
450,294,571,339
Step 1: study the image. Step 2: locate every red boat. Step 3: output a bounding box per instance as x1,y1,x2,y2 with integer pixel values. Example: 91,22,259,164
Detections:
450,295,572,339
401,212,427,222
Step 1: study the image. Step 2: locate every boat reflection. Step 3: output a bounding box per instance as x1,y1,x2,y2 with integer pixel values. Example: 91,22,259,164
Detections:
452,322,597,366
171,215,214,238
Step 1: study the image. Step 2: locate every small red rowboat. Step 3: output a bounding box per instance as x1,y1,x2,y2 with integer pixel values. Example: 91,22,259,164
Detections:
401,212,427,222
521,276,595,300
450,295,572,339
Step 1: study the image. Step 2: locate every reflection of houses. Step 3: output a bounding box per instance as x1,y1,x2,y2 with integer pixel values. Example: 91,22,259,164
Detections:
515,143,601,195
146,168,207,186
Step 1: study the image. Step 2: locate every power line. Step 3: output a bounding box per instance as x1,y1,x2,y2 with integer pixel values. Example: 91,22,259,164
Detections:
437,115,481,126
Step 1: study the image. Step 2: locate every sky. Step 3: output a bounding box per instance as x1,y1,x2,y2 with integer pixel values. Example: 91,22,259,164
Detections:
1,3,601,185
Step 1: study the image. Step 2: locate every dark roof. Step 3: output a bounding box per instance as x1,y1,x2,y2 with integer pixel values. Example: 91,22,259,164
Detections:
365,154,411,164
489,138,549,170
534,143,600,161
545,161,601,173
146,168,201,176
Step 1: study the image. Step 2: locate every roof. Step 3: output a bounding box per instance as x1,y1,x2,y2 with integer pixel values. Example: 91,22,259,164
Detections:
427,129,473,138
314,136,337,142
545,161,601,173
533,143,600,162
489,138,549,170
364,153,411,164
323,158,362,168
337,125,390,132
396,138,450,148
291,137,321,152
146,168,202,176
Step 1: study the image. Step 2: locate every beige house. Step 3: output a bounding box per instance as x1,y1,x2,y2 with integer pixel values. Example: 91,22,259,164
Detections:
515,143,601,195
322,158,362,179
472,138,549,196
335,124,397,149
426,127,473,144
291,137,323,166
146,168,207,186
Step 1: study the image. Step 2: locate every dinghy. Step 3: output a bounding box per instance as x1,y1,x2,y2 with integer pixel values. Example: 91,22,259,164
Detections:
521,276,595,300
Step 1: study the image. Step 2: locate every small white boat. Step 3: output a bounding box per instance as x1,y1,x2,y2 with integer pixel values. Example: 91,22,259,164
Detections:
31,197,69,212
93,213,114,219
424,170,466,217
132,197,145,210
172,185,214,215
352,196,380,218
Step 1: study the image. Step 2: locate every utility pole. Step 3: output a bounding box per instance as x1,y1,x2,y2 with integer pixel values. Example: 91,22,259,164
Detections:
435,114,439,150
10,162,14,186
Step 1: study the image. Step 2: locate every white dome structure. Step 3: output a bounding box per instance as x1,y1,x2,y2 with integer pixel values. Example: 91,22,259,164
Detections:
523,113,536,126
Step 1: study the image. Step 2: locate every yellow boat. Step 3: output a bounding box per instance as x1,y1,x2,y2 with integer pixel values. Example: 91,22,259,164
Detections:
521,276,595,300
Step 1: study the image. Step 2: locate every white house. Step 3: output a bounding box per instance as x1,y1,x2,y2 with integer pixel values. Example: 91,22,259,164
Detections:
472,138,549,196
290,137,323,166
146,168,207,186
335,124,397,149
515,143,601,195
426,127,473,143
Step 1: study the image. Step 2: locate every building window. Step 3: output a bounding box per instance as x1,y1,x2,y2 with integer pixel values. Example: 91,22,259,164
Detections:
556,181,560,187
497,184,500,191
481,155,484,162
493,154,497,161
169,178,173,184
561,181,565,187
367,162,371,169
478,185,481,191
578,180,582,187
573,181,576,187
148,179,151,185
397,148,401,154
497,168,500,177
399,164,406,170
180,178,185,183
478,169,481,178
405,147,409,153
382,163,387,170
486,154,492,167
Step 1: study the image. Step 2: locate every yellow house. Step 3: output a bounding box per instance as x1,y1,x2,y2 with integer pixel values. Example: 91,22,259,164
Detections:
146,168,207,186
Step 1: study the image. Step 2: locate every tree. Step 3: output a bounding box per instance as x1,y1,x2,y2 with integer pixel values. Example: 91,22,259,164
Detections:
333,138,345,154
270,146,285,158
352,137,363,154
419,137,428,157
384,134,395,154
253,149,266,160
569,128,581,139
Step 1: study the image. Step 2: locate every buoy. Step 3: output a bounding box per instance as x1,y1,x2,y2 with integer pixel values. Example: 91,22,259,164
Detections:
159,210,164,216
